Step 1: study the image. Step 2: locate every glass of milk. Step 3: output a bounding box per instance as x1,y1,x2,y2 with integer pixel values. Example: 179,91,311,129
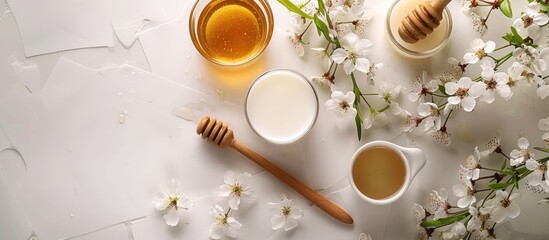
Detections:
245,69,319,144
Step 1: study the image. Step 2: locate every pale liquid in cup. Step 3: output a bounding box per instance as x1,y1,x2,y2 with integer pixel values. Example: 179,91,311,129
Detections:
352,147,406,199
389,0,448,52
246,70,317,144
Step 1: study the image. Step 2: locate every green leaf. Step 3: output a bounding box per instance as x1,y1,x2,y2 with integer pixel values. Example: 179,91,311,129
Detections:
540,2,549,12
317,0,326,16
510,27,524,46
516,167,528,174
420,212,469,228
277,0,313,19
355,110,362,141
438,85,449,96
488,181,513,190
313,14,332,42
534,147,549,153
502,33,514,43
500,0,513,18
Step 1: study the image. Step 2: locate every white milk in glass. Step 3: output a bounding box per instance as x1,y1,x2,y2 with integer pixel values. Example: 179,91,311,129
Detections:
245,70,318,144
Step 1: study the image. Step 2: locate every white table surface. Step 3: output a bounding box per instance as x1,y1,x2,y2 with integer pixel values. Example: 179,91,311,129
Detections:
1,0,548,239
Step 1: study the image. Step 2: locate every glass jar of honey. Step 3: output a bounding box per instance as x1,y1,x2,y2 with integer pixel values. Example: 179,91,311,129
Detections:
189,0,274,66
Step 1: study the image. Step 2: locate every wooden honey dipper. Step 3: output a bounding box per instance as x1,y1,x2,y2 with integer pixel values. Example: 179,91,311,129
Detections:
398,0,452,43
196,116,353,224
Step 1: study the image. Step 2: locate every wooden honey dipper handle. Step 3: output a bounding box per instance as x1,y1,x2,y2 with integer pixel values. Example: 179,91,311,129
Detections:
197,116,354,224
398,0,452,43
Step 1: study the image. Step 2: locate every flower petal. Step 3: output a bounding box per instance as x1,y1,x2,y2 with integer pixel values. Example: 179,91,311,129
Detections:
271,214,285,230
491,208,506,223
343,59,355,74
469,82,486,98
508,204,520,218
340,32,359,49
445,82,459,95
461,97,476,112
209,223,223,240
538,85,549,99
463,53,478,64
331,49,348,64
228,195,241,210
224,170,236,185
518,137,529,149
163,207,180,226
354,58,371,73
283,217,299,231
355,39,372,55
484,41,496,53
152,192,169,210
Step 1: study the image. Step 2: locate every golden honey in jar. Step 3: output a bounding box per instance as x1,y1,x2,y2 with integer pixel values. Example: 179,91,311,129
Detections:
196,0,268,65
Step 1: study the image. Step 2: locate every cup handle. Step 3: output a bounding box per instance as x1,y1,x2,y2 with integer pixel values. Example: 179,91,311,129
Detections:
399,146,426,180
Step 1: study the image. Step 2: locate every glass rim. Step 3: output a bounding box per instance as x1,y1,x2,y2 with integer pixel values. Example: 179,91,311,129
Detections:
385,0,452,58
188,0,275,66
244,69,319,145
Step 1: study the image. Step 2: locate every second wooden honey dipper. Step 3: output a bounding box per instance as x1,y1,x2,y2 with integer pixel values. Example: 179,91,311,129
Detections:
196,116,354,224
398,0,452,43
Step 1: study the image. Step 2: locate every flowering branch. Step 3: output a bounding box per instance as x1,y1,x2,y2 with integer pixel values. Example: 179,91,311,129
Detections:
405,0,549,146
279,0,390,140
413,124,549,239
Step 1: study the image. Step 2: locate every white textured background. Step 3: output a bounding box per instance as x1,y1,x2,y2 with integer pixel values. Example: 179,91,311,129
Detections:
0,0,548,239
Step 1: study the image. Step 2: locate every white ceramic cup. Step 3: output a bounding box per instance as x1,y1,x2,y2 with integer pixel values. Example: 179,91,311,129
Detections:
349,141,426,205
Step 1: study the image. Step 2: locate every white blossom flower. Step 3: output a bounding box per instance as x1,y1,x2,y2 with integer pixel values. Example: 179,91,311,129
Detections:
312,73,335,91
426,189,450,220
209,205,242,239
453,180,477,208
470,13,487,35
461,0,474,13
448,57,466,78
363,107,389,129
402,110,422,132
513,2,549,40
352,9,374,35
359,232,373,240
366,62,383,84
513,45,548,74
480,134,502,157
429,127,451,146
417,102,441,131
331,32,372,74
378,82,402,115
510,137,534,166
445,77,486,112
439,221,466,240
489,190,520,223
506,62,526,95
525,159,549,192
459,147,481,181
287,30,305,57
268,194,304,231
468,206,495,236
409,71,439,102
152,179,193,226
479,59,512,103
326,91,357,119
218,170,256,210
464,39,495,64
311,47,332,71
